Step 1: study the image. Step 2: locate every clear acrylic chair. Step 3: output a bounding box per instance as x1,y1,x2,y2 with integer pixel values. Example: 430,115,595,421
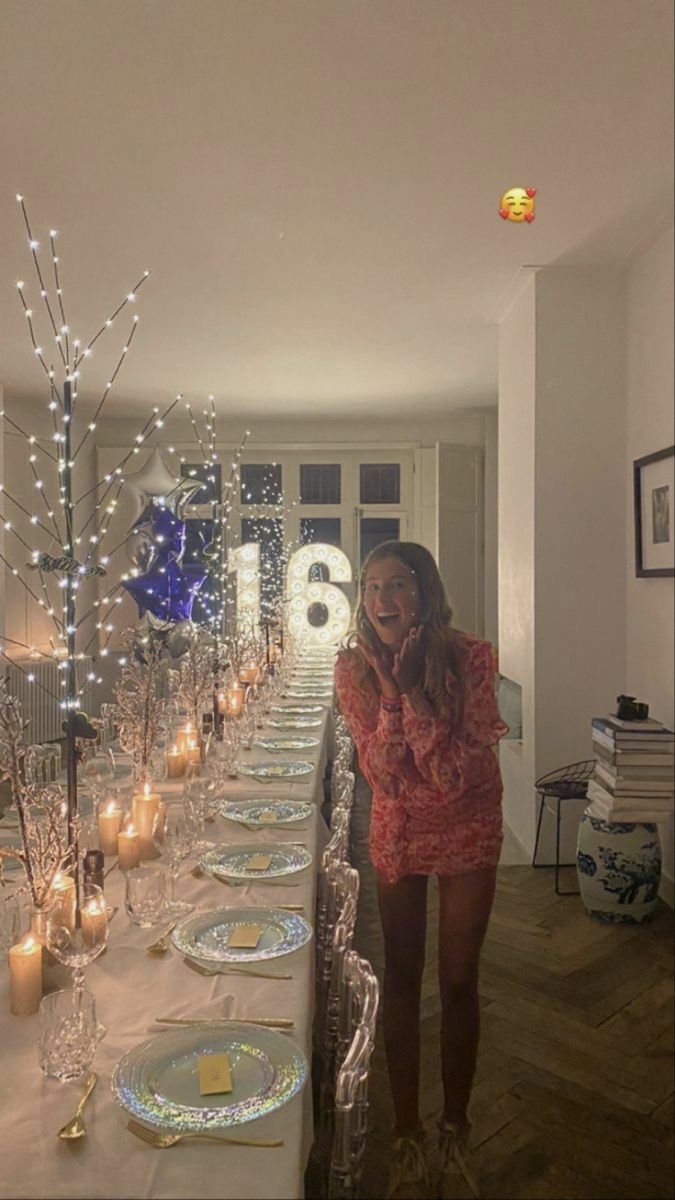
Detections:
328,952,380,1200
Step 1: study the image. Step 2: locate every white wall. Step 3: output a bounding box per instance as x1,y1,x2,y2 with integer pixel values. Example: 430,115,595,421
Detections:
483,408,498,646
625,225,675,896
498,277,537,854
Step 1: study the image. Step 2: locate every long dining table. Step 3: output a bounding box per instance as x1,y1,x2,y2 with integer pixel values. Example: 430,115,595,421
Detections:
0,691,333,1200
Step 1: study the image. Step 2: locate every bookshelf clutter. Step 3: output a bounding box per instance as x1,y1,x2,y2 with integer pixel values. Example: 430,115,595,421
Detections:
576,707,674,923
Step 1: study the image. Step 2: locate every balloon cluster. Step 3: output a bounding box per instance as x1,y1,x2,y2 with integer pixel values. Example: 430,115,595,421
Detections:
121,449,209,626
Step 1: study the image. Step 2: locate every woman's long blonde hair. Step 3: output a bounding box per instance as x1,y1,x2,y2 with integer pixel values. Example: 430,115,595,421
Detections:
345,540,466,724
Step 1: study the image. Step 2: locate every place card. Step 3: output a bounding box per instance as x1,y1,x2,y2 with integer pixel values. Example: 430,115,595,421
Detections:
198,1053,233,1096
245,854,272,872
258,810,278,823
228,924,263,949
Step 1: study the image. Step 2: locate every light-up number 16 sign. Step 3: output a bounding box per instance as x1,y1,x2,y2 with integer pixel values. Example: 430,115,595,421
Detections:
228,541,352,644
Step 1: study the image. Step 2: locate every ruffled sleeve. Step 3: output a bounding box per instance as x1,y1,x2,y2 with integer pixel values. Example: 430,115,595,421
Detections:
400,639,508,795
334,652,423,797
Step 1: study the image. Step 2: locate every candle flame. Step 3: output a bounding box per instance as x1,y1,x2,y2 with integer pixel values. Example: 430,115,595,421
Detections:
105,801,117,815
143,782,150,797
22,935,36,951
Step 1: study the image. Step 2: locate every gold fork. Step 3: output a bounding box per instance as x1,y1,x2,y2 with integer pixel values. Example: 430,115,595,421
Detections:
146,922,178,955
126,1117,283,1149
183,958,293,981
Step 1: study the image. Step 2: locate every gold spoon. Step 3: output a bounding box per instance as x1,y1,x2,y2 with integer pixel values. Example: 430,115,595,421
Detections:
57,1071,98,1140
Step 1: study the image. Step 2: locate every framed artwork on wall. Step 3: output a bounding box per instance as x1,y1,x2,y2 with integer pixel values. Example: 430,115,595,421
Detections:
633,445,675,577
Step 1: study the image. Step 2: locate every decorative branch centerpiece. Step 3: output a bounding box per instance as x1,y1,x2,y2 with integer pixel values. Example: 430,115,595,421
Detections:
112,631,167,785
0,679,77,909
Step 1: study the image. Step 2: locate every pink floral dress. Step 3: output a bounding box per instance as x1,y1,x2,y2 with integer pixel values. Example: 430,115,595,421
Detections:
334,633,508,883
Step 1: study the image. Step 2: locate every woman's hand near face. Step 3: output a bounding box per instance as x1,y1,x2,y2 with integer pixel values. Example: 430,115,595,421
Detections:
357,635,400,701
392,625,426,694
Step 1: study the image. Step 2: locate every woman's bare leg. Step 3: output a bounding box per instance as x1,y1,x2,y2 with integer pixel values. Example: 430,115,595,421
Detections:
376,872,429,1134
437,868,497,1125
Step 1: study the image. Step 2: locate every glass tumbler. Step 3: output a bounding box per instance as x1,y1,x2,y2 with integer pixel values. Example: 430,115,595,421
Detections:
124,867,167,927
38,989,98,1082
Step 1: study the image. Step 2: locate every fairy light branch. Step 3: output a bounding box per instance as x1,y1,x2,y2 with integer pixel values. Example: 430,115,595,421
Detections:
72,269,150,371
72,315,141,459
16,196,68,372
49,229,70,368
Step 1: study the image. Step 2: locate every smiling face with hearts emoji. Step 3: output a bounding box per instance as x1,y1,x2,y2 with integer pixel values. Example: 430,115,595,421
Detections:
499,187,536,222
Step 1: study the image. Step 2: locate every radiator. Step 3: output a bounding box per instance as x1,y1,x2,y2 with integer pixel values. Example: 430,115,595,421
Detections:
4,657,94,743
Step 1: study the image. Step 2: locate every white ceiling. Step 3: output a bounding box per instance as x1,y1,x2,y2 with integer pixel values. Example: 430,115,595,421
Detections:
0,0,672,421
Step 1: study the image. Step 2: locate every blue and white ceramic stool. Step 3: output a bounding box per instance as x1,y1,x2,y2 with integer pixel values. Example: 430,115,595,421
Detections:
576,809,662,923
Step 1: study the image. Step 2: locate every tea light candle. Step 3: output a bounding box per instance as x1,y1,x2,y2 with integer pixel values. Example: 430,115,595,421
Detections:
166,745,186,778
132,783,161,860
118,824,140,870
81,896,107,947
50,872,76,932
9,935,42,1015
98,801,122,856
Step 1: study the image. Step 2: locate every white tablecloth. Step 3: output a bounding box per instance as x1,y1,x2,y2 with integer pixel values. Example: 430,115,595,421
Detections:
0,699,332,1200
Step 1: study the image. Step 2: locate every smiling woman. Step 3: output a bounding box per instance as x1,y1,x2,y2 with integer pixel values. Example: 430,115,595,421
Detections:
334,540,508,1198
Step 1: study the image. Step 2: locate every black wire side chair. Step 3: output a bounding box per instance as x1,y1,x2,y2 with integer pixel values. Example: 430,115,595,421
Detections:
532,759,596,895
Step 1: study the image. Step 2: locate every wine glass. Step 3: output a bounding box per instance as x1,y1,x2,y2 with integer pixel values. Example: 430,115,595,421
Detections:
81,747,116,805
151,801,197,917
183,778,217,852
46,882,108,1000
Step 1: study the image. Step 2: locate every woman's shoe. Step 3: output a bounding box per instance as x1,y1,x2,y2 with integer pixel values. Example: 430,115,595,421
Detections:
437,1119,481,1199
386,1131,430,1199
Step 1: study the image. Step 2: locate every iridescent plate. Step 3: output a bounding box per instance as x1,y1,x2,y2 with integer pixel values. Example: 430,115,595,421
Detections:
237,759,315,780
271,704,323,715
218,798,312,826
111,1024,308,1130
200,842,313,881
266,716,322,730
172,905,312,963
254,736,321,752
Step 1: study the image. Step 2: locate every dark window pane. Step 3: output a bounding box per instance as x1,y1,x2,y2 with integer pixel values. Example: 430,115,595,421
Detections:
360,463,400,504
300,464,341,505
360,517,400,565
241,517,283,620
181,463,222,627
299,517,341,548
240,464,282,505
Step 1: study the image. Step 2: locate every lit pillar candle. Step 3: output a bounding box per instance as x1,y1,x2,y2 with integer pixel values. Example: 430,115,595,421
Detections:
50,872,76,932
175,726,194,755
224,683,245,718
185,738,202,771
166,745,186,778
9,935,42,1015
132,783,161,859
118,824,140,870
240,661,261,686
98,802,122,856
81,896,107,948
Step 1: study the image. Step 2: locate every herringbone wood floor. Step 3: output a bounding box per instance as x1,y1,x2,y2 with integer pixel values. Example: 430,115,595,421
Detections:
343,778,674,1200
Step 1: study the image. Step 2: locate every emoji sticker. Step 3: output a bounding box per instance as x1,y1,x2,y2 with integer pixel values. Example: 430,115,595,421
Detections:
499,187,536,223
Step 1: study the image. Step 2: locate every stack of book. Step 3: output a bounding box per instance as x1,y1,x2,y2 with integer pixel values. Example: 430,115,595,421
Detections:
588,716,674,823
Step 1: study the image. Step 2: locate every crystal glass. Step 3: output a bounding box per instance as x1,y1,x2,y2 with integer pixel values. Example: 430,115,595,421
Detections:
125,867,168,927
238,710,255,753
184,778,217,851
38,989,98,1082
46,882,109,998
81,747,116,804
0,896,21,953
152,801,197,917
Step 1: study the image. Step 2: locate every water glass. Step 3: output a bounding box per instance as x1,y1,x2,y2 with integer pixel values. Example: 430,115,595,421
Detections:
124,867,167,927
38,989,98,1081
